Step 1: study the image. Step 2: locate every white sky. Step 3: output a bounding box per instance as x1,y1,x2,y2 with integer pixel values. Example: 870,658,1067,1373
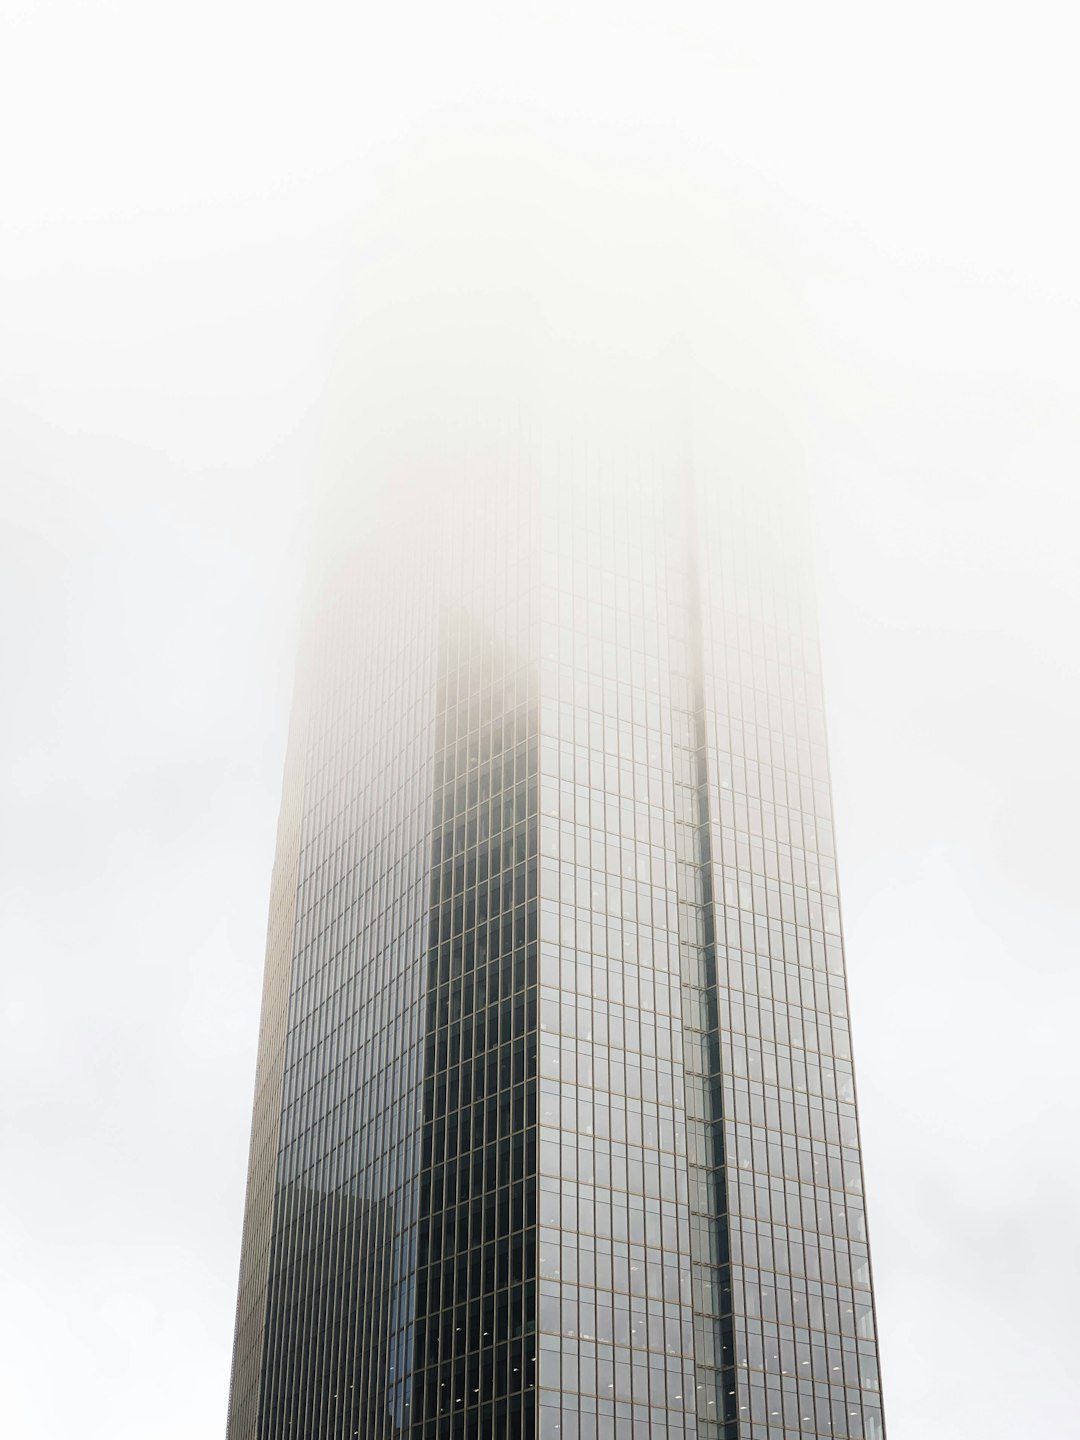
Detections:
2,3,1078,1437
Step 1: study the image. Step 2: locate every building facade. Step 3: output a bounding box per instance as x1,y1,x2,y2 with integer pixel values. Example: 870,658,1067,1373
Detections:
226,421,887,1440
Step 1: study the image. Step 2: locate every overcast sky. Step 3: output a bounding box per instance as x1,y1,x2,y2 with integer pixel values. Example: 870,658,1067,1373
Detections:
2,3,1078,1438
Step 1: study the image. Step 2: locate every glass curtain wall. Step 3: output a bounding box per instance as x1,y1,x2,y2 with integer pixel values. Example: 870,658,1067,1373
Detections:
227,428,885,1440
692,476,885,1440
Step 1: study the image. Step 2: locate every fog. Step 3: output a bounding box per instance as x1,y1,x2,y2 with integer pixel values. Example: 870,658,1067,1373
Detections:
2,3,1078,1437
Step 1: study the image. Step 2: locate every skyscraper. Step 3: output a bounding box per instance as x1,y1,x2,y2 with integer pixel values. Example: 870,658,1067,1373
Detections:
226,138,886,1439
225,400,887,1440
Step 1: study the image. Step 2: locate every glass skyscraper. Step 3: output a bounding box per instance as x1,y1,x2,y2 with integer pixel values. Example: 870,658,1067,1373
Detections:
226,401,887,1440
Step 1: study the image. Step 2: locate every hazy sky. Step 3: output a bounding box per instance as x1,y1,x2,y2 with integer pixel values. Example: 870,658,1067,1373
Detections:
2,3,1079,1437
